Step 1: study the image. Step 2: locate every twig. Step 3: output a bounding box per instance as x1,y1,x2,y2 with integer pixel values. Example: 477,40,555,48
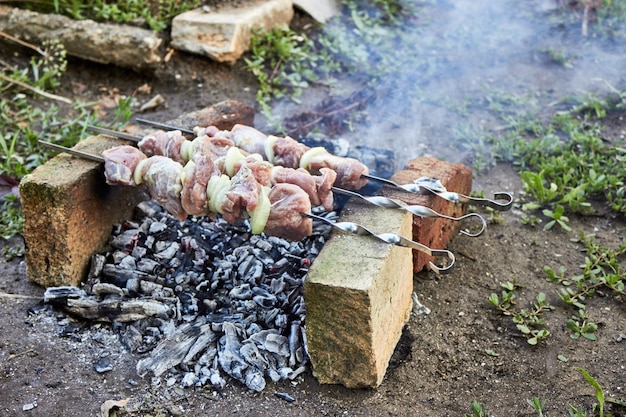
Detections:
0,73,72,104
0,30,46,55
0,291,41,300
456,249,477,262
9,348,36,360
582,3,590,37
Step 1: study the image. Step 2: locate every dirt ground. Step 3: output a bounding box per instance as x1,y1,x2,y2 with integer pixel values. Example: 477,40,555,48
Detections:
1,2,626,416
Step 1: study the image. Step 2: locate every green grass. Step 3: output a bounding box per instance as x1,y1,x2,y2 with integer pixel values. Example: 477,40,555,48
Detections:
13,0,201,31
0,40,131,241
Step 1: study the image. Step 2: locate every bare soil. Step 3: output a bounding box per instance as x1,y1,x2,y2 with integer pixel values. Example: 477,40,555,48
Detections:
1,2,626,416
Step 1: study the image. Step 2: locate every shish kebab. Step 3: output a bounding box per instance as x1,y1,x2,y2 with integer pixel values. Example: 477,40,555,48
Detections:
86,125,486,237
132,119,515,212
39,140,455,274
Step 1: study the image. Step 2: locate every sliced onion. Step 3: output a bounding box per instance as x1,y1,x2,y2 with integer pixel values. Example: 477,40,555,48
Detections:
133,158,149,185
181,160,196,184
299,147,327,170
249,186,271,234
264,135,278,163
269,165,281,185
224,147,247,177
207,174,231,214
180,139,193,162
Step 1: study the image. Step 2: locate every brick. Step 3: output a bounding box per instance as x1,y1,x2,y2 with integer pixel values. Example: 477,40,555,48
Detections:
20,136,146,287
304,200,413,388
171,0,294,64
20,102,253,287
169,99,254,131
380,157,473,272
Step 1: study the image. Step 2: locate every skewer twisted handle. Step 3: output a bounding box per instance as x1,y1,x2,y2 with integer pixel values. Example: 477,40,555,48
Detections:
305,213,455,274
413,177,513,211
363,174,513,211
332,187,486,237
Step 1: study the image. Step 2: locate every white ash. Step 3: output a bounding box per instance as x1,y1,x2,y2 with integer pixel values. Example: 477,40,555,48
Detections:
44,200,335,392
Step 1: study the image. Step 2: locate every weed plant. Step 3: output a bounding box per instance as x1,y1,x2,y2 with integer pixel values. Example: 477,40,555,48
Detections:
0,40,131,240
476,86,626,220
488,280,554,345
468,367,626,416
244,0,423,128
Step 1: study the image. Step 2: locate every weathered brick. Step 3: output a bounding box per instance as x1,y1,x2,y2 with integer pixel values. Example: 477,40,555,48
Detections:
20,101,253,287
169,99,254,131
304,200,413,388
20,136,146,287
380,157,473,272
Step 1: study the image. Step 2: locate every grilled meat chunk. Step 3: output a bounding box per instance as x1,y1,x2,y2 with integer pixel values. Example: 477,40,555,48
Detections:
102,145,147,186
265,184,312,241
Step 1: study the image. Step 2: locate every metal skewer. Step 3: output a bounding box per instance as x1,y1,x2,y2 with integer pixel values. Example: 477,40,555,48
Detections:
39,141,104,163
362,174,514,211
87,125,142,142
132,118,514,212
135,118,195,135
331,187,486,237
304,213,455,274
83,126,488,235
38,140,455,274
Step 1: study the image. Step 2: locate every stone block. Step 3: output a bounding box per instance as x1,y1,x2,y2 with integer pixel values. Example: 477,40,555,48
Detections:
20,136,147,287
380,157,473,272
20,101,254,287
171,0,294,63
304,200,413,388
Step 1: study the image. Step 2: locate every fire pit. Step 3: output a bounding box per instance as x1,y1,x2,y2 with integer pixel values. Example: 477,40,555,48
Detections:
20,100,489,389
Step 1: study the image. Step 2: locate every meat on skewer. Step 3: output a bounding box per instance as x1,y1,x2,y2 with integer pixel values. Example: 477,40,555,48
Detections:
224,124,369,190
130,123,369,191
114,132,339,213
103,145,312,240
41,141,457,273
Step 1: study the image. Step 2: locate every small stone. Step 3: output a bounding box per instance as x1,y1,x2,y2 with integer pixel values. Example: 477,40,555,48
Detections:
94,357,113,373
22,401,37,411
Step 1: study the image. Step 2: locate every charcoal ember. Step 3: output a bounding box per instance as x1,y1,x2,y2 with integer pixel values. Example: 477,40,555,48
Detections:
102,264,149,288
136,258,164,275
94,357,113,373
88,254,106,279
43,286,86,305
119,323,144,352
154,242,179,260
44,199,333,393
275,392,296,403
135,200,165,220
230,284,253,300
118,256,137,270
91,283,125,298
110,229,139,251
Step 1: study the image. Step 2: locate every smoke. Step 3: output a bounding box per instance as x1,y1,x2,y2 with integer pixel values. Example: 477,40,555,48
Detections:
282,0,626,169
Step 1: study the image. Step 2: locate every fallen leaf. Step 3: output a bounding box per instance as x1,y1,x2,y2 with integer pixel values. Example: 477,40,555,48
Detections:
134,83,152,95
100,398,130,417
